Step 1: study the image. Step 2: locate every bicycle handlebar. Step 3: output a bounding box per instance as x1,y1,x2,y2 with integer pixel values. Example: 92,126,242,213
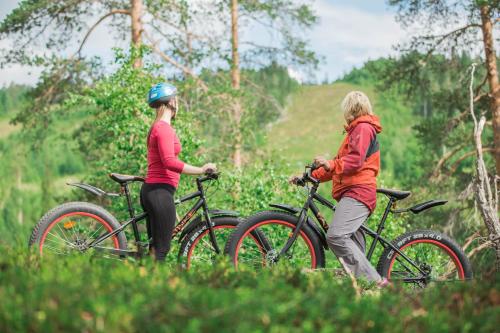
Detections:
293,162,320,187
197,171,220,182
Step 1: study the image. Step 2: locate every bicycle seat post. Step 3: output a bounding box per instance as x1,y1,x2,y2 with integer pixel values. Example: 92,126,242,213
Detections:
122,182,135,218
122,182,142,244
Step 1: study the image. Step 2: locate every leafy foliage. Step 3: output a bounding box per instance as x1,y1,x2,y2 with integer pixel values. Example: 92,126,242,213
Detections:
0,84,28,115
0,246,498,332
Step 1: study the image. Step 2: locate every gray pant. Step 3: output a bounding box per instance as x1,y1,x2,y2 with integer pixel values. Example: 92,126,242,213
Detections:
327,197,381,282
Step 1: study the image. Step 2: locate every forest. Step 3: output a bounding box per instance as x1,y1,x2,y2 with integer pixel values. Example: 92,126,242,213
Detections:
0,0,499,332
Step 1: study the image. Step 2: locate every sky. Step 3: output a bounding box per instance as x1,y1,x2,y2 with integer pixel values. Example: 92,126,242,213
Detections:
0,0,404,86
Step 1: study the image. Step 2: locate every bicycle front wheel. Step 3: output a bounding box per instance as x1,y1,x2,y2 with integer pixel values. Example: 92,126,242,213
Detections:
377,230,472,287
178,216,270,269
225,211,325,270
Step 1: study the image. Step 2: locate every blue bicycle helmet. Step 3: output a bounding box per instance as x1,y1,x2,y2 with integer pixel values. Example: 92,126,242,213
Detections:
147,82,177,108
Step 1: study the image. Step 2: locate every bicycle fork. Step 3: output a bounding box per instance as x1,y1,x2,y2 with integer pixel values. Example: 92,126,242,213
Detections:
198,179,221,255
276,189,314,261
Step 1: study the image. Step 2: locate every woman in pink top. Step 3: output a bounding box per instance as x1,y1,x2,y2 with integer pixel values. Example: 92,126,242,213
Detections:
141,83,216,261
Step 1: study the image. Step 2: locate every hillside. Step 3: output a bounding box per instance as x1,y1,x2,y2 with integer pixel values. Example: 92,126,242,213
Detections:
266,82,419,185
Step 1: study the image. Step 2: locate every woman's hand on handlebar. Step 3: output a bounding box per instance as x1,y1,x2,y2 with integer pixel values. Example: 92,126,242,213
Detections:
313,156,330,171
202,163,217,174
288,175,301,185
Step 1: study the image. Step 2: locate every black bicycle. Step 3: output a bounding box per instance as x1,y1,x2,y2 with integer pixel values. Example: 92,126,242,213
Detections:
225,164,473,287
29,172,268,269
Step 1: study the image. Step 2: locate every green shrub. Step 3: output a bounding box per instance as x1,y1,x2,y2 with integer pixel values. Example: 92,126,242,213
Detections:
0,245,498,333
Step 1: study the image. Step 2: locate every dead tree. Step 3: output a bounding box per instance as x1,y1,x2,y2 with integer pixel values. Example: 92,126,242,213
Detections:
469,63,500,271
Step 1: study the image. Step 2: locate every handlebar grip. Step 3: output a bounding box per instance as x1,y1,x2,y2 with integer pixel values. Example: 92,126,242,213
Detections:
200,171,219,181
296,178,306,187
208,172,219,180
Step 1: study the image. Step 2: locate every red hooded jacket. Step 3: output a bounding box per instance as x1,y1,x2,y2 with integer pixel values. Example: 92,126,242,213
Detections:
312,115,382,211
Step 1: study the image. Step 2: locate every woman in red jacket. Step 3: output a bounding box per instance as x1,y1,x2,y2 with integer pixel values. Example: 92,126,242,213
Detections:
141,83,216,262
292,91,387,285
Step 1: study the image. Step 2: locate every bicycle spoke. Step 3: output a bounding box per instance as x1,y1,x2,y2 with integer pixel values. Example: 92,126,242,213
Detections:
45,236,75,250
39,212,120,257
388,240,463,287
42,244,72,256
47,231,77,248
85,224,104,243
56,223,73,244
235,222,314,269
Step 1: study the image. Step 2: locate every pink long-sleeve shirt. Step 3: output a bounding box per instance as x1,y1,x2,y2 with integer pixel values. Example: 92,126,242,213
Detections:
145,121,185,188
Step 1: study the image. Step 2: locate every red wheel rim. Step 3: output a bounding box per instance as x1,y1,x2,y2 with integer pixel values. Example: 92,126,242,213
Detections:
387,239,465,280
234,219,317,269
186,225,265,269
39,212,120,255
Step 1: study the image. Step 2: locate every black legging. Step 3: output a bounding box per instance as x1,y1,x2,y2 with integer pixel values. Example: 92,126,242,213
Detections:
140,183,176,261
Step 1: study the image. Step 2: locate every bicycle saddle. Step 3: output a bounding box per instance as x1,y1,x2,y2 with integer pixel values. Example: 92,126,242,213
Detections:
376,188,411,200
109,173,145,184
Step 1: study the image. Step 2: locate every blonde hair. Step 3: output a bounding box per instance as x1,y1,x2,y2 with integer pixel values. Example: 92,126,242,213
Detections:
154,103,169,123
341,91,373,123
147,100,176,145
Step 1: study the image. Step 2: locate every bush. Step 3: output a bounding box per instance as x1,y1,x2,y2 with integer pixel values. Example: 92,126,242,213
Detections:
0,245,498,333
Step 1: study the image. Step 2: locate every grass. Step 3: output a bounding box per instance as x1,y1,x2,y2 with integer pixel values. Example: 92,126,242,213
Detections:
0,115,20,139
266,83,348,170
266,82,418,184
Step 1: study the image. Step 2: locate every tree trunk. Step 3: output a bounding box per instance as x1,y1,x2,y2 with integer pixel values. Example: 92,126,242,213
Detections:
130,0,143,68
230,0,240,89
479,4,500,175
231,0,242,168
16,163,23,225
469,64,500,271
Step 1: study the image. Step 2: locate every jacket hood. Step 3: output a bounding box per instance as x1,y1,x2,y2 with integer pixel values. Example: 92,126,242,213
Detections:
345,115,382,133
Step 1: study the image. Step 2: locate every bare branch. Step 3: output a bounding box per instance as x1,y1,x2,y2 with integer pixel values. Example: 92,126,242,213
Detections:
143,30,208,92
447,147,495,175
422,24,481,59
75,9,131,57
431,144,465,179
462,231,481,252
467,240,493,258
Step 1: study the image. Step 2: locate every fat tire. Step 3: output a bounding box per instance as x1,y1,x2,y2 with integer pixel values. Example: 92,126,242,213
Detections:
29,201,128,253
376,229,473,280
224,210,325,269
178,216,270,268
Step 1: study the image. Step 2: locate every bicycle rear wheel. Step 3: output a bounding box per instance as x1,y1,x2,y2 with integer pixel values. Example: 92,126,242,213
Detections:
225,211,325,270
29,202,127,257
377,230,472,287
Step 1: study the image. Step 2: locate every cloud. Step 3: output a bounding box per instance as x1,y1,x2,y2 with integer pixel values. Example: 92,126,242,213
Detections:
0,64,42,87
287,67,304,83
306,0,405,81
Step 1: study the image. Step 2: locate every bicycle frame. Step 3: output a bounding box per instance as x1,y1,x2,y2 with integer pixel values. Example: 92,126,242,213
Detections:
278,170,429,281
88,175,222,256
